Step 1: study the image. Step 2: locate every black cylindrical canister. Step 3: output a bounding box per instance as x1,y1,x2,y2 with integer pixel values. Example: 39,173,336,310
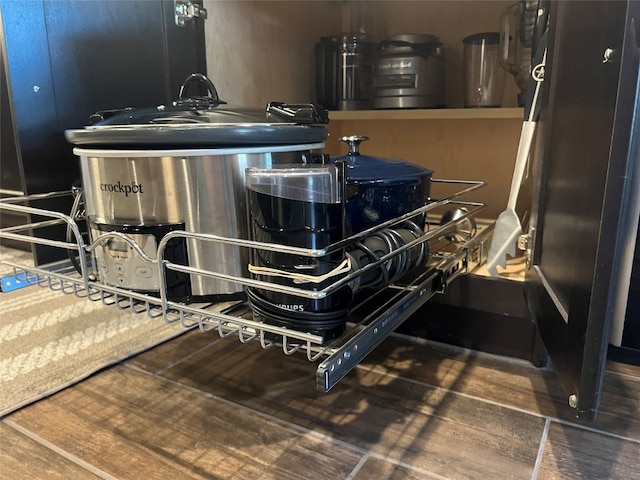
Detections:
245,164,351,340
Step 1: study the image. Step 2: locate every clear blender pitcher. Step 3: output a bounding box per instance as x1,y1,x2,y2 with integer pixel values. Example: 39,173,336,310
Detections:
463,32,506,108
499,1,538,106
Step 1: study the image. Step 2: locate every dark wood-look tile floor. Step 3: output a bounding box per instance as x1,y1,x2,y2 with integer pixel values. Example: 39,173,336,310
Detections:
1,330,639,479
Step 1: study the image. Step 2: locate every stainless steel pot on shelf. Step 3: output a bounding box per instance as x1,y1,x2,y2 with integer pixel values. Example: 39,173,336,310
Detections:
65,74,329,302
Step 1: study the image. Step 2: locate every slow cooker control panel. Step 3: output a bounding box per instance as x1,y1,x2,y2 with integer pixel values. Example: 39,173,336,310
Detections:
92,230,160,292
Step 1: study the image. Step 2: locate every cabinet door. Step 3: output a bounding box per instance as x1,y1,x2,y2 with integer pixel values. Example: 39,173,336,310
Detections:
525,0,640,420
0,0,206,263
1,0,207,193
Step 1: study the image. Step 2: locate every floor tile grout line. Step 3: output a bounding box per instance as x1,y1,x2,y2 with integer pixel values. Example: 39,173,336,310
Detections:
356,363,640,444
531,418,551,480
357,363,551,419
551,417,640,445
344,453,370,480
392,331,640,381
344,452,452,480
125,363,455,480
365,453,452,480
2,418,118,480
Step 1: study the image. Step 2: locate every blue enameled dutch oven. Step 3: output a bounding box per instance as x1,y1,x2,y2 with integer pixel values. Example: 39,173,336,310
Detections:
333,135,434,235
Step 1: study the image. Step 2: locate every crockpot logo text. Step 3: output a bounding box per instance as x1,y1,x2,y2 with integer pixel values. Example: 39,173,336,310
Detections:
100,181,144,197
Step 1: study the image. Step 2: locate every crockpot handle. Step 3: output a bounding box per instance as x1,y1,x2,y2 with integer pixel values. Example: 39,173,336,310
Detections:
89,107,134,125
266,102,329,124
176,73,227,108
340,135,369,155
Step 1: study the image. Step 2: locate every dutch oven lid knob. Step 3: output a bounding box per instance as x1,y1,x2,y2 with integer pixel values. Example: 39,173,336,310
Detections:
174,73,227,108
340,135,369,156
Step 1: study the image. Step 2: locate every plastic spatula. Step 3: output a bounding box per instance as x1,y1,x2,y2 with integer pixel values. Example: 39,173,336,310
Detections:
486,121,537,275
487,32,548,276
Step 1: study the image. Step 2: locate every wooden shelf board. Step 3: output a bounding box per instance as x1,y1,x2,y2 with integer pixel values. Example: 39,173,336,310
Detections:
328,108,524,121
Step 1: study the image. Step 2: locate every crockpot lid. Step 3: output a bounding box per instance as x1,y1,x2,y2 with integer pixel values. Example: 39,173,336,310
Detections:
65,73,330,147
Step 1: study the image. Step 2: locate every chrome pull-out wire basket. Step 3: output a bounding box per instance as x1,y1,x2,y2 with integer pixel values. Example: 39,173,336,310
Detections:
0,179,491,392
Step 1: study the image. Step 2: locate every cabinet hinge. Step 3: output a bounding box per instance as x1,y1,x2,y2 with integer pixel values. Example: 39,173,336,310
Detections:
175,0,207,27
518,226,535,270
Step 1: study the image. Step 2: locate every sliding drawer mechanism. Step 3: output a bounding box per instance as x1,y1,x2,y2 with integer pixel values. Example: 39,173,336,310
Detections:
0,179,489,392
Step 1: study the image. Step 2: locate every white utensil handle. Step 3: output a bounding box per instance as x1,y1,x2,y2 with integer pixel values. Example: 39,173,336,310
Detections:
507,121,536,210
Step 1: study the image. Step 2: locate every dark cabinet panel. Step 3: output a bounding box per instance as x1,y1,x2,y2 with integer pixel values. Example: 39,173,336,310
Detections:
526,0,639,420
0,21,23,195
0,0,206,262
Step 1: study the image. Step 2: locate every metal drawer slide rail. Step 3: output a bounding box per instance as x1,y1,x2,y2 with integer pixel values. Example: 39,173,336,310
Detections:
0,179,488,392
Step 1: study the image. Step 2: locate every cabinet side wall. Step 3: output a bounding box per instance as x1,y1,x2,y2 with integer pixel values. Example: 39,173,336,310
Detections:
203,0,341,106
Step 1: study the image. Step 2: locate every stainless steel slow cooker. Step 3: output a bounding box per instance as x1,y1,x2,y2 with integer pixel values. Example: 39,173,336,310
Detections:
372,34,446,109
65,74,329,302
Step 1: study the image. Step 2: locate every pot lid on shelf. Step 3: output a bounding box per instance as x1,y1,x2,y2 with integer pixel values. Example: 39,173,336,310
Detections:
65,73,329,148
333,135,433,184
